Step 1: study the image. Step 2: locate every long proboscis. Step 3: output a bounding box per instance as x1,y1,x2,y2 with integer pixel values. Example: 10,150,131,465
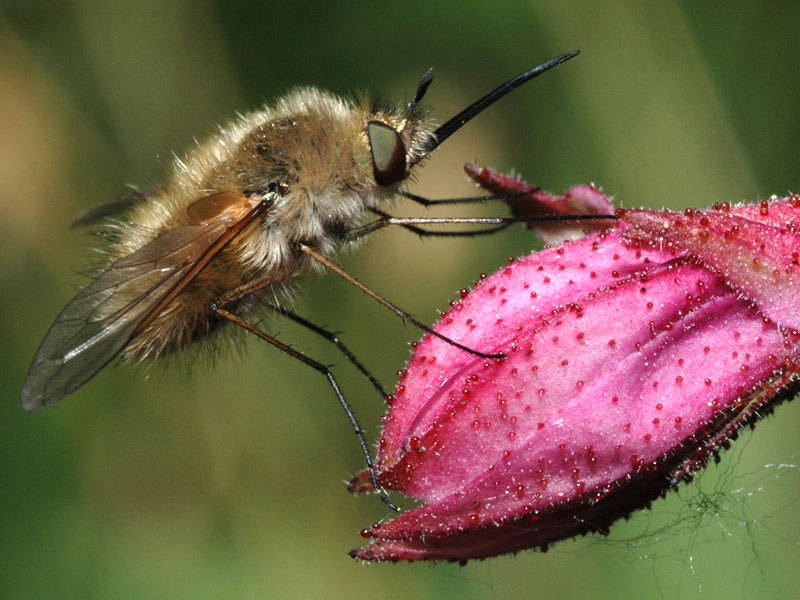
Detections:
423,50,580,157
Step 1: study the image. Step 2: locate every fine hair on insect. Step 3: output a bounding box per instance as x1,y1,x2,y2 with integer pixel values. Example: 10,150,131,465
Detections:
21,50,614,509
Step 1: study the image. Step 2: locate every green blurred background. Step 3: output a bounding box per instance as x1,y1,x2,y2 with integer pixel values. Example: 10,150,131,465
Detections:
2,1,800,598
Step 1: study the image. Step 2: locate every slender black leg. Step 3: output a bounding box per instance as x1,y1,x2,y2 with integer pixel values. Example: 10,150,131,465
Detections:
268,303,389,400
299,245,505,360
213,306,398,511
400,189,540,207
216,286,389,400
344,213,617,242
370,208,512,237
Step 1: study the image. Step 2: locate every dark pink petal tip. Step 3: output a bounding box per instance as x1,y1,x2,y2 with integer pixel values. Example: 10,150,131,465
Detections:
351,173,800,562
464,164,617,244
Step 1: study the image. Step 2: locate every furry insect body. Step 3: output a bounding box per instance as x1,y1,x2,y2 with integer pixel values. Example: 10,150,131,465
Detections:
109,90,436,363
21,51,586,429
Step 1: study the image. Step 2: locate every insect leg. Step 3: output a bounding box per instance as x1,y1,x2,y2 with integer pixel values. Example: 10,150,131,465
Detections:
345,214,618,241
268,303,389,399
216,281,389,399
400,189,539,207
299,244,504,360
214,275,278,308
369,208,511,237
213,306,398,511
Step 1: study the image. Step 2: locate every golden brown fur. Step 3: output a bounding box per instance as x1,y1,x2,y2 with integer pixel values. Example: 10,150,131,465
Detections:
106,88,437,361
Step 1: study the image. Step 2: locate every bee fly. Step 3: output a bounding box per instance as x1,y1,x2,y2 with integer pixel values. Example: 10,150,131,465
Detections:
21,51,609,508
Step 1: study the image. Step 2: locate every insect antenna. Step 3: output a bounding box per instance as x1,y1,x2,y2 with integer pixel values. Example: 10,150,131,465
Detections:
406,66,434,113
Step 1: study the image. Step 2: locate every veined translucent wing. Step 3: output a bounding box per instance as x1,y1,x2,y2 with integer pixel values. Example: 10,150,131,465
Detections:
21,193,268,410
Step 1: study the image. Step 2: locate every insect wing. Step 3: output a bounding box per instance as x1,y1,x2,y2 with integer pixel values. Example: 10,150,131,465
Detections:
20,221,229,411
70,185,160,228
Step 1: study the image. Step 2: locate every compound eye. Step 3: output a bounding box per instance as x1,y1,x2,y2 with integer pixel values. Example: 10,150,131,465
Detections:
367,121,408,186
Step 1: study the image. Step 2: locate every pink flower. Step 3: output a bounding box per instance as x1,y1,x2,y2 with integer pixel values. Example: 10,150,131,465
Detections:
350,171,800,562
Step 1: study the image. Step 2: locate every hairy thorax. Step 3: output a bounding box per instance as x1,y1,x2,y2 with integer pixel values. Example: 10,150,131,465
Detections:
116,89,393,361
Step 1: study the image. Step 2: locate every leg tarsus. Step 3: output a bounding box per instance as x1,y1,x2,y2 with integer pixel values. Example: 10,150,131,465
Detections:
300,244,505,361
268,303,389,399
213,306,398,511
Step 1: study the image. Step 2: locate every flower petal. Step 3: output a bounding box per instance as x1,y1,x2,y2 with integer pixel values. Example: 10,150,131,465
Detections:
365,280,795,543
620,199,800,330
376,232,675,500
464,164,616,244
